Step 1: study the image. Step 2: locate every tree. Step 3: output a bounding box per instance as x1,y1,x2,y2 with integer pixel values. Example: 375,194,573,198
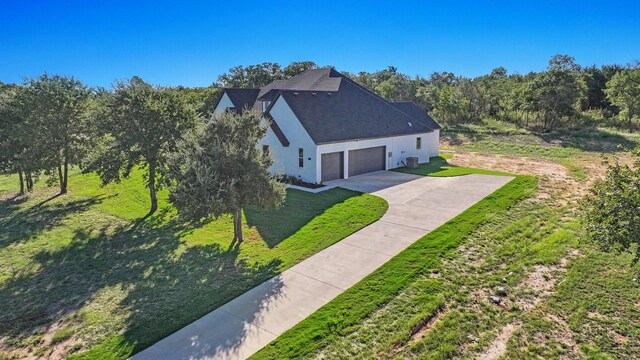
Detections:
20,74,92,194
0,85,34,194
168,110,285,243
216,62,283,88
582,148,640,263
605,68,640,129
172,86,220,117
87,77,199,213
283,61,317,78
525,55,585,130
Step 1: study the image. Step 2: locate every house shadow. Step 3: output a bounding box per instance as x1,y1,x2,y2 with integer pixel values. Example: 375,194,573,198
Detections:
244,188,359,248
0,209,284,359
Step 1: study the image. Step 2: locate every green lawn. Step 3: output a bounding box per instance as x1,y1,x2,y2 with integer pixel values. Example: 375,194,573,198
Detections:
0,173,19,194
251,175,537,359
0,169,388,359
393,154,513,177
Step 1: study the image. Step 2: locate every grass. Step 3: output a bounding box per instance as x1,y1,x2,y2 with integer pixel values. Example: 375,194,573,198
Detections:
442,123,640,180
253,122,640,358
0,168,388,359
0,174,18,194
393,154,513,177
251,175,537,359
506,248,640,359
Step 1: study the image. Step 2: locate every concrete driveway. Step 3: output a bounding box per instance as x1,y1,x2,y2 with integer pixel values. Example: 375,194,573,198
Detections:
131,171,514,360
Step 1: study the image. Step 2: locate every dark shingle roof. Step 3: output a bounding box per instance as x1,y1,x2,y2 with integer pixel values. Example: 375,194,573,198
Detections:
278,77,436,144
221,88,260,112
257,68,342,100
390,101,441,130
218,68,440,145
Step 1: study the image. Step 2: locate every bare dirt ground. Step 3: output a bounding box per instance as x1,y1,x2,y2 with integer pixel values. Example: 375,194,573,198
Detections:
445,151,602,204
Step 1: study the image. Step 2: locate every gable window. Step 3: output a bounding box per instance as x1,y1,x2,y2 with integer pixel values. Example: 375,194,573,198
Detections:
298,148,304,167
416,137,422,150
262,145,269,157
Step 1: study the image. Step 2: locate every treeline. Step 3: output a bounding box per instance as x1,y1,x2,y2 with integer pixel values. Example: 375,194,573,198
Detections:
2,56,639,199
216,56,640,131
0,75,216,203
0,74,283,237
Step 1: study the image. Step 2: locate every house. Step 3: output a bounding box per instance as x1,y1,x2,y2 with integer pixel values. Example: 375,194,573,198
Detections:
213,68,440,184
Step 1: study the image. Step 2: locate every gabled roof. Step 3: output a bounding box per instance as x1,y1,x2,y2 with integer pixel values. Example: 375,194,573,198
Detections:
217,68,440,145
276,77,435,144
257,68,342,101
390,101,441,130
217,88,260,112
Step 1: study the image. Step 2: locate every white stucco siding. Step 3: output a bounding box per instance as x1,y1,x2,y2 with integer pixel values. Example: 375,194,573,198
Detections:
316,130,439,182
260,97,318,183
213,93,234,115
425,129,440,158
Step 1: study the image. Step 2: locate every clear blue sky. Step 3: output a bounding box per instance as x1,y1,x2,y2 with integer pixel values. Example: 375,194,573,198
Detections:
1,0,639,87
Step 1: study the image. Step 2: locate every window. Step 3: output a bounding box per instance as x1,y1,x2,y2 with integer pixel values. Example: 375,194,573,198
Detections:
298,148,304,167
262,145,269,157
416,137,422,150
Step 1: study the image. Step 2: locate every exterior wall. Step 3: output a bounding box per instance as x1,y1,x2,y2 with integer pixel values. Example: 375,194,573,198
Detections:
213,93,234,115
260,97,318,183
316,130,439,182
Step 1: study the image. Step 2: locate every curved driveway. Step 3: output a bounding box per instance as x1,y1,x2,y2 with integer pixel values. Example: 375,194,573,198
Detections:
132,171,514,360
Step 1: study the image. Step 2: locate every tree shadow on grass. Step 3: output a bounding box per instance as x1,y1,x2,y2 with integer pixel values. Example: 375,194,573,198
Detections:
244,188,360,248
0,193,110,248
0,210,284,358
444,124,639,153
539,127,639,153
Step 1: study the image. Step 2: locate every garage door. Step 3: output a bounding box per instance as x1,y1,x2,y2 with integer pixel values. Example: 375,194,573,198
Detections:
348,146,386,177
321,152,344,182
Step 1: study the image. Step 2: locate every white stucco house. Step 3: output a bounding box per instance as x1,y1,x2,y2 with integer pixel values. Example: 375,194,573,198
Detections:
213,68,440,184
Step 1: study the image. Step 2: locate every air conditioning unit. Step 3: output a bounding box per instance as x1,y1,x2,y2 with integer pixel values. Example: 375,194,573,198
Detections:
406,157,419,168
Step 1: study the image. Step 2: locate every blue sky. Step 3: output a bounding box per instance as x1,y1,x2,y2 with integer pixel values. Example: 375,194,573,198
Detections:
1,0,639,87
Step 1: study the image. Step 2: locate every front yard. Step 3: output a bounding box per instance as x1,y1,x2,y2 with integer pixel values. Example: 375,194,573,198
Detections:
0,169,387,359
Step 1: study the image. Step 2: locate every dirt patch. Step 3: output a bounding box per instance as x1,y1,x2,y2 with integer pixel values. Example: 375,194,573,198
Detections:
474,322,522,360
443,151,596,205
545,313,579,358
409,306,449,345
515,265,561,311
391,306,450,355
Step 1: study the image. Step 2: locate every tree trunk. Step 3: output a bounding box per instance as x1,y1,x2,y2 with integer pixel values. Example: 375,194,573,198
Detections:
18,170,24,195
25,171,33,192
62,158,68,194
57,165,66,194
148,161,158,214
232,209,243,242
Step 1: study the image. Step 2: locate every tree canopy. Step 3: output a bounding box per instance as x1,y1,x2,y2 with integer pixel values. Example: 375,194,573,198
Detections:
168,109,285,242
87,76,200,213
582,148,640,263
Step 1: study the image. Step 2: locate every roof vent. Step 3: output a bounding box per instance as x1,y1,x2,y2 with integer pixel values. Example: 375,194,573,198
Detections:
293,92,298,96
327,92,332,96
312,92,316,96
408,122,412,127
